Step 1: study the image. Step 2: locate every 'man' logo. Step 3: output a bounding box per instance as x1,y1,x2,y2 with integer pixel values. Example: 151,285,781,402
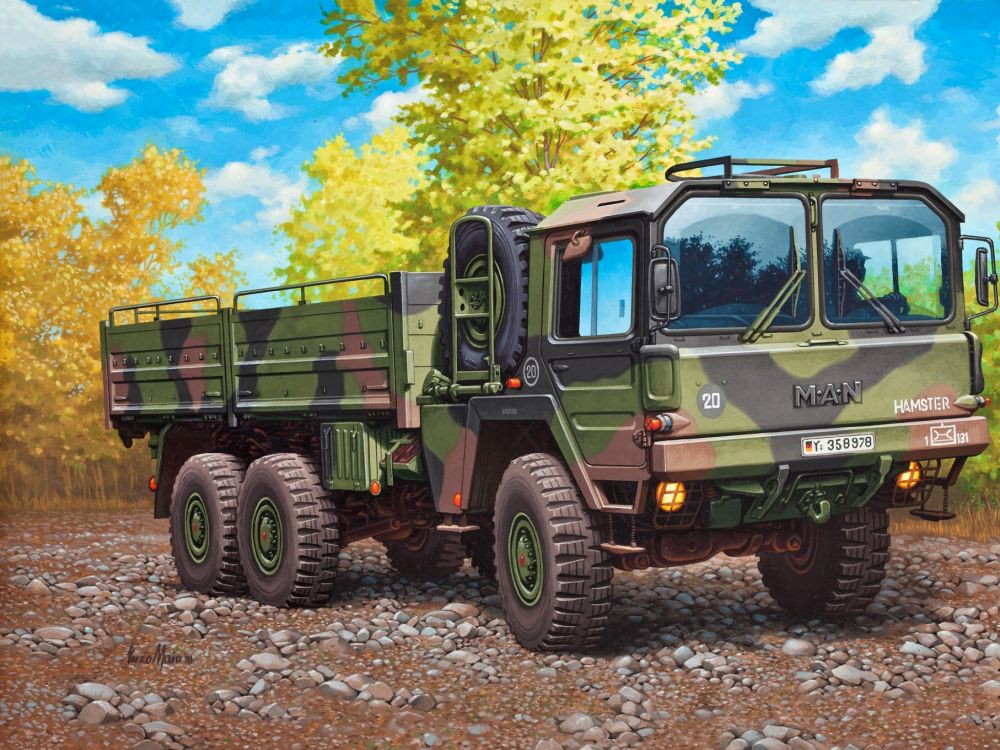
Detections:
793,380,863,408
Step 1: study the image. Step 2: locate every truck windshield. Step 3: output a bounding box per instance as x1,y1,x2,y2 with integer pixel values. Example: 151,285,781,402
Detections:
661,197,809,330
822,198,951,324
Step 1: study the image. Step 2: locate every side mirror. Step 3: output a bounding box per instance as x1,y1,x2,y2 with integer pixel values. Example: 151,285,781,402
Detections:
649,255,680,321
961,234,998,326
975,246,990,307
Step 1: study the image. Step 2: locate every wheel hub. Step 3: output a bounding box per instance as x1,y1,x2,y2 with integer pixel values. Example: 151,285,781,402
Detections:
508,512,543,606
251,497,283,576
183,493,210,564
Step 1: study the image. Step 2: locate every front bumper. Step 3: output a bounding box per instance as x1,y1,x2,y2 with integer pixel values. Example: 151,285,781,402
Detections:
651,416,990,480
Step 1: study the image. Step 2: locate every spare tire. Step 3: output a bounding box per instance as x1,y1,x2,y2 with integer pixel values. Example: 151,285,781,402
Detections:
440,205,543,377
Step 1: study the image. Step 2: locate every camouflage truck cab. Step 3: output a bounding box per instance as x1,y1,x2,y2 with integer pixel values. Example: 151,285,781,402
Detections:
101,157,998,651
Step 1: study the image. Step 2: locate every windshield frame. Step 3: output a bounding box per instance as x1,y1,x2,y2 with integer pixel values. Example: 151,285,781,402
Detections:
654,189,814,336
817,192,958,331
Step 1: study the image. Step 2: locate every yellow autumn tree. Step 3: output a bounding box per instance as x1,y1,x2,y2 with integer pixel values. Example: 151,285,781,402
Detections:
318,0,742,258
0,146,240,501
277,126,427,286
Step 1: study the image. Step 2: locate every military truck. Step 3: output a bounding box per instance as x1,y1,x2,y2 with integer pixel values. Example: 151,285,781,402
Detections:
101,156,998,651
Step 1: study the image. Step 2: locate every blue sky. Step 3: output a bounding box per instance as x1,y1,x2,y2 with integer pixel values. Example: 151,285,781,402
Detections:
1,0,998,292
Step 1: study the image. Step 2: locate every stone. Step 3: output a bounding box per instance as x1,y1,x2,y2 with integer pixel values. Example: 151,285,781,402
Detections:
249,652,290,671
781,638,816,657
25,579,49,594
831,665,866,685
173,597,198,611
79,700,120,725
367,682,394,702
559,712,596,733
318,680,357,700
535,741,562,750
752,740,790,750
981,680,1000,699
35,626,75,641
443,602,479,619
143,721,185,736
409,693,436,711
901,641,937,659
75,682,117,702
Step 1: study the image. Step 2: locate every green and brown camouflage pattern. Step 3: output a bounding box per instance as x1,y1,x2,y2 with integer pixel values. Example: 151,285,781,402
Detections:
100,170,995,533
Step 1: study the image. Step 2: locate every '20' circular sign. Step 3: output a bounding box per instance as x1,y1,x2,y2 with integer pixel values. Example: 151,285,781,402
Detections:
522,357,540,387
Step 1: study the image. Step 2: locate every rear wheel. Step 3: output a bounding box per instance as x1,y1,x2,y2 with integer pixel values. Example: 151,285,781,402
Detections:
494,453,612,650
758,506,890,616
169,453,246,596
237,453,340,607
384,528,465,577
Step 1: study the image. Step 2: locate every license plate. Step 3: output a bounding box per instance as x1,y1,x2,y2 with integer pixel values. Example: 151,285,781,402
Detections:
801,433,875,457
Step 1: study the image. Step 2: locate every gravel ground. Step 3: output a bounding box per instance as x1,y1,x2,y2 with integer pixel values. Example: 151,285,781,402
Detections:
0,509,997,750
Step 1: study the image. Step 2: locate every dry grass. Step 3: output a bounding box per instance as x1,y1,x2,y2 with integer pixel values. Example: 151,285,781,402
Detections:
890,501,1000,542
0,495,145,514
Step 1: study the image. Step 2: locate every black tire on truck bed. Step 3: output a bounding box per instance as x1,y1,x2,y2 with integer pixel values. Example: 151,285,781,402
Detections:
439,205,544,377
169,453,246,596
494,453,613,651
384,528,466,577
237,453,340,607
758,506,890,616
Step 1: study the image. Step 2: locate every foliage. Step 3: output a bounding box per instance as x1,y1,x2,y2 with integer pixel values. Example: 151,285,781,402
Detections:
305,0,740,267
276,126,427,286
962,221,1000,503
0,146,237,499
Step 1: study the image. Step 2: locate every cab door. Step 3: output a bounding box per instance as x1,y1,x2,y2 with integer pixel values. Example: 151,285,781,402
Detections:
541,222,646,468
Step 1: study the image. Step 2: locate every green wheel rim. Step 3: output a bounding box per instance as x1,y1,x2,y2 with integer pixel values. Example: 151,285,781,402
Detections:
250,497,283,576
460,254,505,350
183,492,210,564
508,512,543,606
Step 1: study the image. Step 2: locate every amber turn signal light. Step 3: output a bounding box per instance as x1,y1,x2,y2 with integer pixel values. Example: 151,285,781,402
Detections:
895,461,922,490
148,475,157,492
452,492,462,508
369,481,382,495
506,377,522,390
655,481,686,512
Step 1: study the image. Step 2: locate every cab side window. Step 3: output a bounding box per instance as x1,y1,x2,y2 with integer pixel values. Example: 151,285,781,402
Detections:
557,235,635,338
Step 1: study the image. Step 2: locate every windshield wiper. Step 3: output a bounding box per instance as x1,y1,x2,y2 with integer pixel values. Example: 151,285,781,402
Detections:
739,227,806,344
834,229,906,334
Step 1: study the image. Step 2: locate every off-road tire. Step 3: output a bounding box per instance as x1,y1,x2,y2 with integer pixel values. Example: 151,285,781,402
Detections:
385,528,465,577
237,453,340,607
170,453,247,596
439,205,543,377
494,453,613,650
465,522,497,582
758,507,890,616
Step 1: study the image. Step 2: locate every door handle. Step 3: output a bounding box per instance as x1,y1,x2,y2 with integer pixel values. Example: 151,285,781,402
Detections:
551,364,570,372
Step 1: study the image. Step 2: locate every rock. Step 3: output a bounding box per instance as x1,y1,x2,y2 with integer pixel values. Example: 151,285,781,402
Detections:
781,638,816,657
367,681,394,702
725,741,751,750
318,680,357,700
832,665,866,685
559,712,596,733
612,655,641,673
535,741,562,750
443,602,479,619
673,646,695,664
78,700,120,725
268,629,302,647
752,740,790,750
409,693,436,711
25,579,49,594
35,626,75,641
143,721,185,736
901,641,937,659
249,652,290,671
132,741,165,750
423,733,440,747
75,682,117,702
981,680,1000,699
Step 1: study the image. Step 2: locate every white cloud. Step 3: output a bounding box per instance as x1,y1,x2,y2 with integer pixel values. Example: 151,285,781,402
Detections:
855,106,957,181
685,80,774,122
0,0,178,112
168,0,253,31
811,25,926,95
359,84,427,130
250,145,279,161
205,42,338,122
205,159,304,226
741,0,939,95
165,115,211,141
953,178,1000,215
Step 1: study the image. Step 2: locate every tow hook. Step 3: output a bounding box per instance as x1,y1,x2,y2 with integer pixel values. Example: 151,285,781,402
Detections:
798,490,832,524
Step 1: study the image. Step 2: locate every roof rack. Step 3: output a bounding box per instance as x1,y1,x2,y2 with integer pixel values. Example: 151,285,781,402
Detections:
665,156,840,182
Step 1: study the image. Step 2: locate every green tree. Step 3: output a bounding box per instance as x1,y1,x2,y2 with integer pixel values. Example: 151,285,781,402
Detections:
962,220,1000,504
309,0,740,264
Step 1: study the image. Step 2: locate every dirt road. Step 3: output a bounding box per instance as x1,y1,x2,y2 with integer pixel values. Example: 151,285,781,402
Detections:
0,509,997,749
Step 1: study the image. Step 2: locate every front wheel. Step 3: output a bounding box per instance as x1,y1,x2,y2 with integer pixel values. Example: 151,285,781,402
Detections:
237,454,340,607
494,453,612,651
758,506,890,616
